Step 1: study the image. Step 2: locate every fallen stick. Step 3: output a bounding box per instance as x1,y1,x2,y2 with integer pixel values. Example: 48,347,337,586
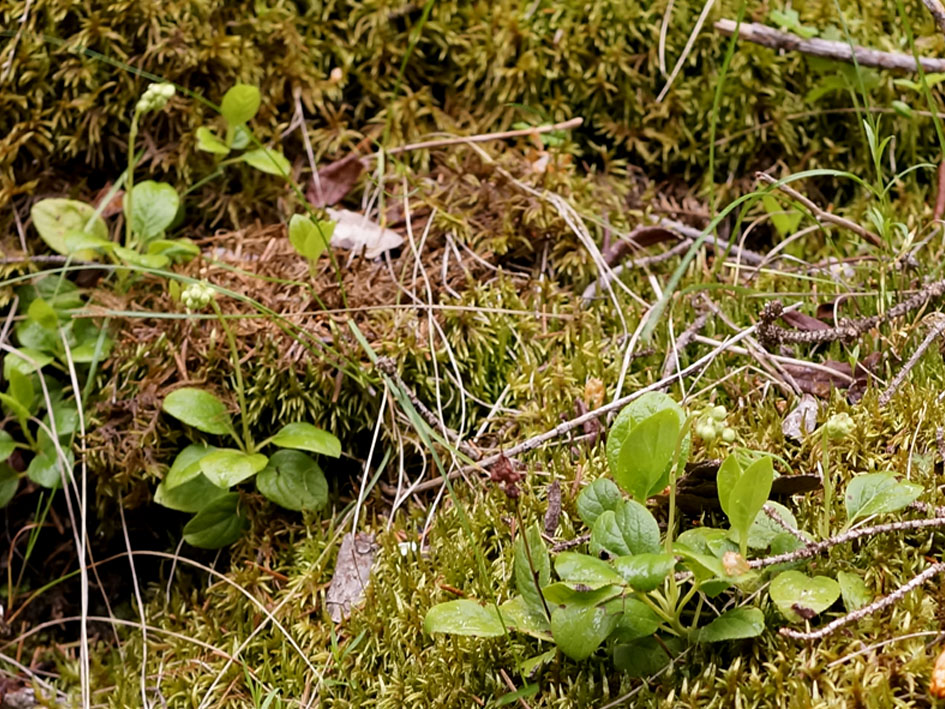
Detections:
715,19,945,74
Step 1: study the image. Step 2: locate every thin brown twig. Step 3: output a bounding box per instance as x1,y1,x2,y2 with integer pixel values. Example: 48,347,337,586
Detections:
383,118,584,156
878,315,945,405
780,562,945,641
660,310,711,385
763,504,808,543
756,172,884,247
716,19,945,73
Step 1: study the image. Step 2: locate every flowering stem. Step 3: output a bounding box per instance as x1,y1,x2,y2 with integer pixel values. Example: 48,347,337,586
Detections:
211,300,253,454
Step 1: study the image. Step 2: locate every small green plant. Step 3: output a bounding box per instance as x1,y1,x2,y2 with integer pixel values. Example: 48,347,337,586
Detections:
29,82,294,271
153,281,340,548
0,276,112,509
423,392,932,676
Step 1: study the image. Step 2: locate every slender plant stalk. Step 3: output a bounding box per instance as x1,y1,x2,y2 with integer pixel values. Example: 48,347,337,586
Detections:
211,300,252,453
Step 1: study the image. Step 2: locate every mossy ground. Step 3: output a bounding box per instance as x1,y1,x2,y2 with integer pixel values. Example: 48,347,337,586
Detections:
5,1,945,707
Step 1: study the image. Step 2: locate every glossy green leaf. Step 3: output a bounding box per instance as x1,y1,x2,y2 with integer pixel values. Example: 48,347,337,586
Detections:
148,238,200,264
0,393,29,424
576,477,621,527
256,449,327,511
606,392,689,495
423,599,506,637
162,388,234,435
30,198,107,261
196,126,230,154
7,370,34,415
61,230,113,256
555,552,624,586
769,570,840,622
551,603,616,661
615,499,661,555
698,607,765,642
165,443,217,489
499,595,551,638
718,455,774,555
605,597,663,641
0,431,15,463
496,684,539,706
288,214,334,262
844,472,922,524
0,463,18,507
743,501,798,550
27,445,73,489
28,298,58,330
515,522,551,616
615,409,681,501
182,492,248,548
69,335,114,364
127,181,179,242
270,422,341,456
541,582,622,606
4,348,54,378
241,148,290,176
762,194,803,237
220,84,261,125
590,510,631,558
837,571,872,612
612,553,675,592
155,473,228,513
112,245,170,269
231,124,252,150
199,448,268,488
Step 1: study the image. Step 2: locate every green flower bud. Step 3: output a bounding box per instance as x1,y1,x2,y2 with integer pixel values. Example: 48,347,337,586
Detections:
696,424,717,442
135,82,176,114
824,412,855,440
710,405,727,421
721,427,736,443
181,282,215,311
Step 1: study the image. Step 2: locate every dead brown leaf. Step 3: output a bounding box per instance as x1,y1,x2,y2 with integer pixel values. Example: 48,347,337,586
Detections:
307,154,365,208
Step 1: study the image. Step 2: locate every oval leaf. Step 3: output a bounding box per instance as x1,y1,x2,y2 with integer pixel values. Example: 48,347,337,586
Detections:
423,600,506,637
615,408,682,501
199,449,268,488
127,181,179,242
837,570,872,612
769,570,840,622
845,472,922,524
607,392,690,491
698,607,765,642
0,431,15,463
612,553,676,592
0,464,18,508
270,422,341,457
162,388,233,435
220,84,261,126
182,492,248,548
241,148,290,176
551,604,617,661
256,449,328,511
576,478,621,528
515,522,551,615
555,552,624,586
196,126,230,154
165,443,217,489
615,499,661,555
288,214,334,262
155,473,228,513
590,510,632,558
30,199,108,262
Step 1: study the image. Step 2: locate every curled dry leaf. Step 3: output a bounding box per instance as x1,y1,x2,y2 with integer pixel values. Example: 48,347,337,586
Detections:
781,352,879,402
307,154,365,208
931,644,945,698
327,208,404,260
782,393,819,441
326,532,377,623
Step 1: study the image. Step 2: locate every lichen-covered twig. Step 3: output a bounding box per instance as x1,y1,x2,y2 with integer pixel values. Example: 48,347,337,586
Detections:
749,516,945,569
780,562,945,641
878,315,945,405
763,504,807,543
922,0,945,38
716,19,945,74
757,281,945,349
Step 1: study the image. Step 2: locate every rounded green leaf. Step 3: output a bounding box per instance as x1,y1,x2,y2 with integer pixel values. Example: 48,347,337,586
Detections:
615,408,682,501
162,388,234,435
837,570,872,612
845,471,922,524
769,570,840,622
424,600,506,637
613,636,682,677
30,198,107,261
0,463,19,507
288,214,334,262
155,473,228,513
551,604,617,661
241,148,290,176
256,449,327,511
555,552,624,586
220,84,261,126
615,499,661,555
270,422,341,457
183,492,248,548
606,392,690,492
499,596,551,638
698,607,765,642
4,348,54,377
515,522,551,615
165,443,217,489
590,510,631,558
612,553,676,592
196,126,230,154
27,446,73,489
0,431,15,463
199,449,268,488
606,597,663,641
127,181,179,242
576,477,621,528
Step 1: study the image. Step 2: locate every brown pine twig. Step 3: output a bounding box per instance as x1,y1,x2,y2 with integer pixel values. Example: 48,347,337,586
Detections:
879,314,945,405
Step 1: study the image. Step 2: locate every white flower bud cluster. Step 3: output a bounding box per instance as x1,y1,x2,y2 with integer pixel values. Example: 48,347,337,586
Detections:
694,404,736,444
824,412,855,439
181,282,215,311
135,83,176,114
